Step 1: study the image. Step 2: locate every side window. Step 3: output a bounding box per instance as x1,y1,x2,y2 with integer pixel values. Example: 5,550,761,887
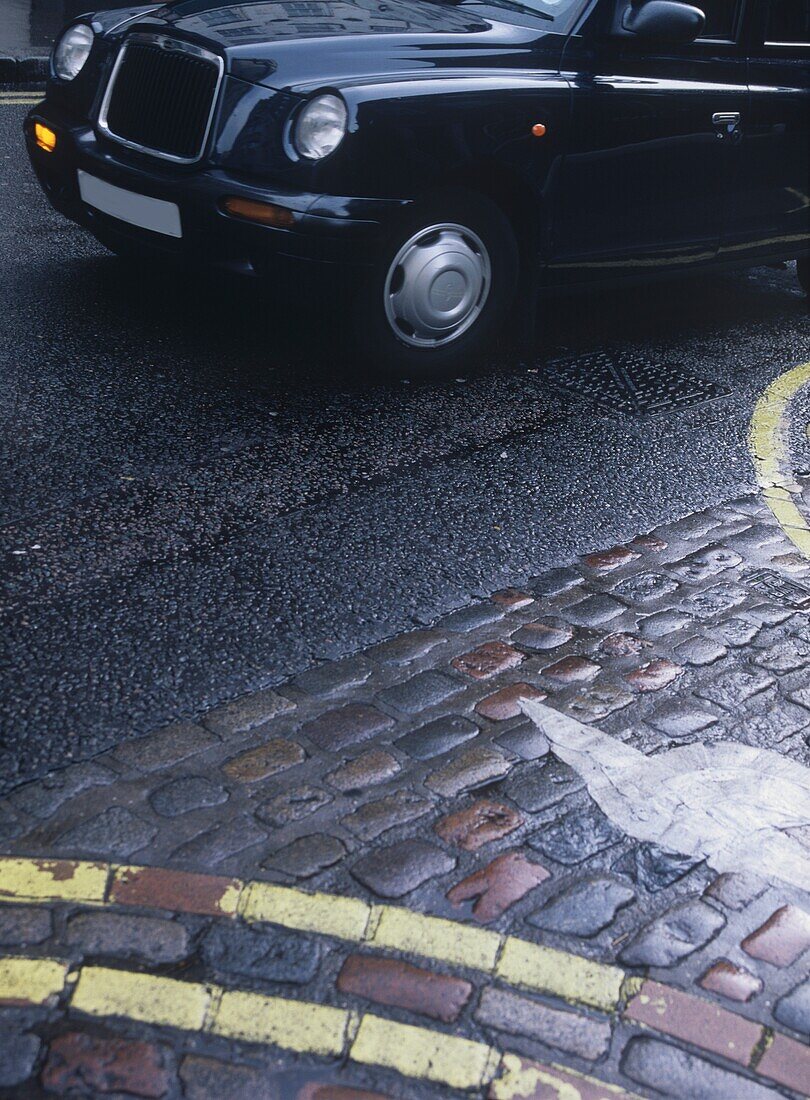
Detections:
765,0,810,43
696,0,741,38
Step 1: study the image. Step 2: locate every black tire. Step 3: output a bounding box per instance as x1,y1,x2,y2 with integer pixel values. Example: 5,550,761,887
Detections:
351,190,519,378
797,257,810,297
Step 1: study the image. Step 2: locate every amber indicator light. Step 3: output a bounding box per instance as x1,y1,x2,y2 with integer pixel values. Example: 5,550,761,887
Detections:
531,123,547,138
34,122,57,153
222,196,295,228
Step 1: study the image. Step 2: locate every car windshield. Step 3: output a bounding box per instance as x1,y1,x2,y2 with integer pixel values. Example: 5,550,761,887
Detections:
448,0,584,23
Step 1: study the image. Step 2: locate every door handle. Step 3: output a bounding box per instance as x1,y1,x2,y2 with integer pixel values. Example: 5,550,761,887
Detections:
712,111,741,139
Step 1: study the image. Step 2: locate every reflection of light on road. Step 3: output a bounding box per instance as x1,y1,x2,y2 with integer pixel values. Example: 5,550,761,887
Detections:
749,361,810,558
523,701,810,893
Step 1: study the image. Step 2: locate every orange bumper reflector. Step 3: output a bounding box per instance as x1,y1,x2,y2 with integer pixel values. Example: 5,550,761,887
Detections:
531,123,547,138
35,122,57,153
222,196,295,228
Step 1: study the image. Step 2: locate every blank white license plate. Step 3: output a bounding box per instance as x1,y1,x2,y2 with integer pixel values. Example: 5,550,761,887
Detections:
77,170,182,238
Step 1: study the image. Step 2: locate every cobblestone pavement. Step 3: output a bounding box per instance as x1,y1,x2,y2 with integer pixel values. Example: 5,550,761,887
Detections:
2,488,809,1098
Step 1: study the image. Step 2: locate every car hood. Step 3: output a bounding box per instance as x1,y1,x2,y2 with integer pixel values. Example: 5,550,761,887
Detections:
134,0,560,90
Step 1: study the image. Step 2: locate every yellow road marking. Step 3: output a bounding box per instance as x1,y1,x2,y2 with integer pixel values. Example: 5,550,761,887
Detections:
215,990,354,1055
0,857,108,905
0,856,627,1011
350,1014,500,1091
497,938,625,1013
73,967,211,1030
749,361,810,557
370,906,502,972
0,956,69,1005
492,1052,642,1099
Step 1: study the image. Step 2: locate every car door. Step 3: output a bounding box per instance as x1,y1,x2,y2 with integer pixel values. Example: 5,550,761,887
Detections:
730,0,810,260
549,0,749,279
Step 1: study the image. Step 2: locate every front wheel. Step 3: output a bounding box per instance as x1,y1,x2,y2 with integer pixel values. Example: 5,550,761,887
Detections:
352,192,519,378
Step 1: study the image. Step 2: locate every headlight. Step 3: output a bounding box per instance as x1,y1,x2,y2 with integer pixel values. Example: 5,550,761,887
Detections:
293,94,347,161
53,23,94,81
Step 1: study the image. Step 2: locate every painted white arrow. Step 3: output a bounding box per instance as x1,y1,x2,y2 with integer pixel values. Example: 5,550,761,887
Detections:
522,700,810,894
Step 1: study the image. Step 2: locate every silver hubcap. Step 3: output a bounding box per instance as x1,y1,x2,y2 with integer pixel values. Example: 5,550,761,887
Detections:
384,223,491,348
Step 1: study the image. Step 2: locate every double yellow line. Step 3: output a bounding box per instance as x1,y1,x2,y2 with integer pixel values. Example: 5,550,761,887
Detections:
0,90,43,107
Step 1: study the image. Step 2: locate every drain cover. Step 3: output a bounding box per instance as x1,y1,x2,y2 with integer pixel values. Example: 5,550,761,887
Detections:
745,569,810,608
538,350,731,414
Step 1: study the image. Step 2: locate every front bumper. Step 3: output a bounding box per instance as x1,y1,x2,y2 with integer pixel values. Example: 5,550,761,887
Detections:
24,104,410,279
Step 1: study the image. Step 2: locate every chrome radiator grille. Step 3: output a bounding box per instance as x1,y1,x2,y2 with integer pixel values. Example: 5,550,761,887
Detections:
99,34,223,163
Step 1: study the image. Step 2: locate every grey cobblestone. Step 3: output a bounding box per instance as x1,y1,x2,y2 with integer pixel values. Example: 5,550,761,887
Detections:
301,703,393,751
774,978,810,1036
254,785,332,827
10,761,115,820
620,899,726,966
203,689,296,737
563,593,626,626
528,876,635,937
65,911,190,962
55,805,157,857
170,814,265,864
150,776,228,817
613,844,701,893
425,745,511,796
351,839,455,897
695,666,775,709
377,670,463,715
440,602,505,632
621,1037,780,1099
342,790,432,841
262,833,346,877
0,1029,41,1088
294,656,373,698
528,804,623,866
476,986,612,1059
112,722,219,772
395,715,479,760
202,922,320,984
0,905,52,946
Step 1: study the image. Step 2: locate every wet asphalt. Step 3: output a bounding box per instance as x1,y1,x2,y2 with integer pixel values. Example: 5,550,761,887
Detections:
2,102,809,792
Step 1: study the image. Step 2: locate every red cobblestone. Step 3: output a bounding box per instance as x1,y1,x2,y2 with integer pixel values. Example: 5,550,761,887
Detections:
452,641,525,680
629,534,668,552
624,979,762,1066
297,1085,390,1100
492,588,535,609
624,659,684,693
698,960,763,1003
756,1032,810,1095
223,738,305,782
600,633,648,658
742,905,810,967
447,851,550,922
42,1033,172,1097
110,866,241,918
180,1056,281,1099
542,655,600,684
489,1055,629,1099
336,954,472,1022
475,683,546,721
581,546,640,573
434,798,523,850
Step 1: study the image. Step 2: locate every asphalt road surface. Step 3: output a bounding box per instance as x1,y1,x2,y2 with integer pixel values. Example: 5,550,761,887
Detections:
2,98,809,794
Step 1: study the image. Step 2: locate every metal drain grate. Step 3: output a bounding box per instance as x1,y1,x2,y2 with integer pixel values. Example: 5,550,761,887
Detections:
745,569,810,608
538,350,731,414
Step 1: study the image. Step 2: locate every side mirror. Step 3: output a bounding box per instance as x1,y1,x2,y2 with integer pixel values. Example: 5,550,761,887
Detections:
620,0,705,42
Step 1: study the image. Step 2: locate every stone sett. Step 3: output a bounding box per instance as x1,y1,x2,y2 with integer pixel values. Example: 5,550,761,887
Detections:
222,738,305,782
179,1055,283,1100
41,1033,174,1098
475,683,546,721
624,659,683,693
511,620,574,651
494,721,549,760
369,629,446,665
476,985,612,1060
395,715,479,760
528,876,635,937
703,871,767,911
774,978,810,1036
613,572,679,605
202,921,320,984
434,798,523,850
65,911,190,963
0,904,52,946
673,635,728,666
505,759,583,814
698,959,763,1003
341,790,432,841
294,656,373,698
302,704,393,752
614,844,701,894
452,641,525,680
625,979,762,1066
581,545,640,574
542,655,600,684
112,722,219,771
326,748,400,791
377,670,463,714
169,814,265,864
532,566,582,597
255,785,332,827
440,602,505,632
337,953,472,1022
0,1028,41,1088
263,833,346,877
529,804,622,865
600,632,648,658
621,1036,778,1100
110,865,242,917
621,899,726,966
563,593,626,626
203,688,296,737
756,1032,810,1095
10,761,115,820
55,805,157,858
491,588,535,609
647,701,718,738
639,609,694,638
447,850,550,922
695,666,775,710
150,775,228,817
742,905,810,967
426,745,511,796
563,684,634,723
351,839,456,898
